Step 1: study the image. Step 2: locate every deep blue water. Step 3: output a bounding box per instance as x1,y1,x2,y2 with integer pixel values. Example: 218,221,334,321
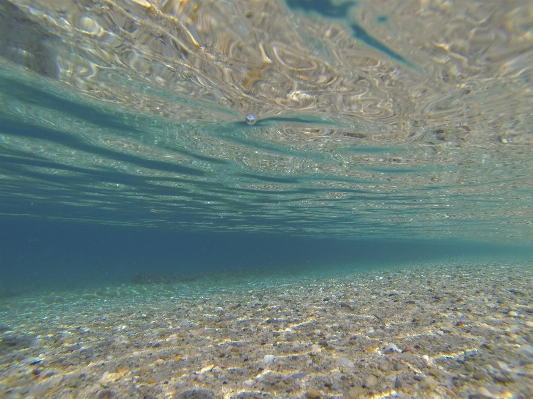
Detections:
1,216,531,298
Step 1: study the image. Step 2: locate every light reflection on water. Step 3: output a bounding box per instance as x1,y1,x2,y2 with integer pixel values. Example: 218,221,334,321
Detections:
0,0,532,242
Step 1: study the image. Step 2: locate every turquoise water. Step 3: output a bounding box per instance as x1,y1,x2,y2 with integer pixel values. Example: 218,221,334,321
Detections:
1,0,532,294
1,2,533,398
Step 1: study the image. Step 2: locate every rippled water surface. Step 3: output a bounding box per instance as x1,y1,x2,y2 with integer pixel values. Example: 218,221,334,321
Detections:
1,0,532,243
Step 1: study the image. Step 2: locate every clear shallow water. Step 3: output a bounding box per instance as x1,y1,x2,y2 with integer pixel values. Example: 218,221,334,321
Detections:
0,0,533,294
2,217,531,298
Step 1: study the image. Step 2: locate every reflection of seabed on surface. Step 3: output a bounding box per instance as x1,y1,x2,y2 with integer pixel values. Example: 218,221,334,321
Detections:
0,0,532,242
286,0,414,66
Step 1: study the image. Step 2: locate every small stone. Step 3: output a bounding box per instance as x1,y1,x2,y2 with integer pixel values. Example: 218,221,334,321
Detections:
520,345,533,357
0,324,12,333
337,357,354,368
493,374,514,383
306,389,322,399
263,355,275,365
19,357,43,365
472,372,487,380
379,360,390,372
399,355,416,365
96,390,115,399
289,372,307,379
441,322,454,330
383,344,401,353
200,364,214,373
394,363,404,371
420,376,437,390
497,361,512,372
99,372,122,384
363,374,378,388
339,302,354,311
525,321,533,328
80,347,94,358
475,386,493,398
67,343,81,351
347,386,364,398
508,311,518,317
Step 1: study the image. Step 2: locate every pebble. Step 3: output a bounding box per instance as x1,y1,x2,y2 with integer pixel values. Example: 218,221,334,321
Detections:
492,374,514,383
99,372,122,384
420,376,438,390
378,360,390,372
476,386,493,398
289,372,306,379
339,302,354,311
263,355,275,365
79,347,94,358
383,343,401,353
337,357,354,368
508,311,518,317
497,361,512,372
363,374,378,388
520,345,533,357
525,321,533,328
19,357,42,366
306,389,322,399
67,343,82,351
472,372,487,380
96,390,116,399
347,386,365,397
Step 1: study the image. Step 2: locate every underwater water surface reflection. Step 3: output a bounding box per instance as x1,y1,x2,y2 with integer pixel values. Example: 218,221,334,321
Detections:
0,0,532,244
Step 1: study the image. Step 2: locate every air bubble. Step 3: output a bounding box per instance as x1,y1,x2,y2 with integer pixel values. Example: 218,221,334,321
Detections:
245,113,257,125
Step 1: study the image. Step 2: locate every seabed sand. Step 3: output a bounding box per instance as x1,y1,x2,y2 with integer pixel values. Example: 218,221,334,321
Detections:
1,260,532,399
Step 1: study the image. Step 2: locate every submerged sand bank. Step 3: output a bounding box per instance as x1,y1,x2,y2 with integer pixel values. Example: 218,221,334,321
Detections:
1,260,532,398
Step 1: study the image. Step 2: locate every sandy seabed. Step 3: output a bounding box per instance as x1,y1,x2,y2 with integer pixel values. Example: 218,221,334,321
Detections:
1,260,532,399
